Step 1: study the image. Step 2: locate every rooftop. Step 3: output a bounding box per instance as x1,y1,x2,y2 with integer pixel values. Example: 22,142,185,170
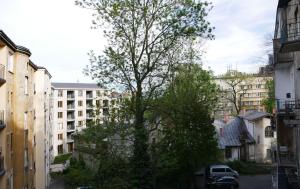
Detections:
52,82,104,90
218,117,255,149
240,111,271,121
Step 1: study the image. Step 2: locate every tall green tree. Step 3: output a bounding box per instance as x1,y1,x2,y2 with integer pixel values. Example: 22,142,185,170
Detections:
75,0,214,188
153,64,219,188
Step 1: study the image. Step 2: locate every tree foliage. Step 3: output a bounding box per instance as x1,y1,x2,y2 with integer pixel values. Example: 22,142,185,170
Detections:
73,119,133,189
152,64,219,188
75,0,215,188
262,79,275,113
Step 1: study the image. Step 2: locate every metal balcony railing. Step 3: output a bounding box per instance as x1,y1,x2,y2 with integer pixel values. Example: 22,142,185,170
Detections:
277,16,300,52
67,135,74,143
67,105,75,109
67,125,75,131
285,18,300,42
273,39,294,64
276,100,300,112
0,65,5,86
86,94,93,99
67,115,75,120
0,155,5,176
67,94,75,99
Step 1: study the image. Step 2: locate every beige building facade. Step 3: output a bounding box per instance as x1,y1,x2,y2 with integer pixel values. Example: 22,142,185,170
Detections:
215,73,272,120
0,30,51,189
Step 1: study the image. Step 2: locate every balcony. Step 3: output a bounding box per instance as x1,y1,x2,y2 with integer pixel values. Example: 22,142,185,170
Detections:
67,111,75,121
86,103,93,109
86,91,93,99
278,147,297,167
0,111,5,129
0,155,5,176
67,135,74,143
67,104,75,110
278,17,300,53
67,124,75,131
276,100,300,113
273,39,294,65
0,65,5,86
67,91,75,99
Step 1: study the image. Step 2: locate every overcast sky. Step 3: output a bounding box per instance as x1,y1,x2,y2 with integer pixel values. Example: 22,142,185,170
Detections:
0,0,278,82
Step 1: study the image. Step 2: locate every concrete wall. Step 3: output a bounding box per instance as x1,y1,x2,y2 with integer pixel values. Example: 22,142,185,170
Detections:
274,64,294,100
244,117,275,163
34,69,51,189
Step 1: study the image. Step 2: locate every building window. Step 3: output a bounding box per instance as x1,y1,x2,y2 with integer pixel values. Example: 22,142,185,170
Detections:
58,101,63,108
78,90,83,97
8,52,14,73
78,111,83,117
97,91,101,97
58,90,63,97
58,112,63,119
25,76,28,95
57,145,63,154
265,126,274,138
225,148,232,159
58,134,63,140
58,123,63,130
24,112,28,130
78,121,83,127
78,100,83,107
257,135,260,144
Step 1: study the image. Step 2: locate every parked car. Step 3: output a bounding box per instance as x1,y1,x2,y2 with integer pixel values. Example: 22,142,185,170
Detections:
205,164,239,187
209,176,239,189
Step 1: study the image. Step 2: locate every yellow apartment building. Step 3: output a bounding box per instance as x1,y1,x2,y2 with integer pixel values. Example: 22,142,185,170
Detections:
215,72,273,120
0,30,51,189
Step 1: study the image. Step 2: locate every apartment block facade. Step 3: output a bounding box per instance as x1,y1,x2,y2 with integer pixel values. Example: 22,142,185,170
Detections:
0,31,52,189
274,0,300,188
215,72,272,120
51,83,123,157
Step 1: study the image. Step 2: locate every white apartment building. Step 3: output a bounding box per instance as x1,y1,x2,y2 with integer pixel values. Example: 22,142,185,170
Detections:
51,83,123,157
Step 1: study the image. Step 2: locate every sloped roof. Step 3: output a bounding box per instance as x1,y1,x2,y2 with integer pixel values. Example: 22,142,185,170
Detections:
218,117,255,149
240,111,271,121
52,82,103,89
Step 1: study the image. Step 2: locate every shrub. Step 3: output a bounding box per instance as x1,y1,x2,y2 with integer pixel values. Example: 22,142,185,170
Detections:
226,160,270,175
53,153,72,164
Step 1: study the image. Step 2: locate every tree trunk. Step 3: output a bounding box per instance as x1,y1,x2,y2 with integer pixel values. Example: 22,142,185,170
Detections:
132,84,153,189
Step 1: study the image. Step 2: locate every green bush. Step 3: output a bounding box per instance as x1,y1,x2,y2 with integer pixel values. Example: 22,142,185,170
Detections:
53,153,72,164
63,158,94,189
226,160,270,175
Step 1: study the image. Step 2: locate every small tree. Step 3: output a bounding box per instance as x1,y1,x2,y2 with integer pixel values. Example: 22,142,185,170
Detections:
75,1,214,188
262,79,275,113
